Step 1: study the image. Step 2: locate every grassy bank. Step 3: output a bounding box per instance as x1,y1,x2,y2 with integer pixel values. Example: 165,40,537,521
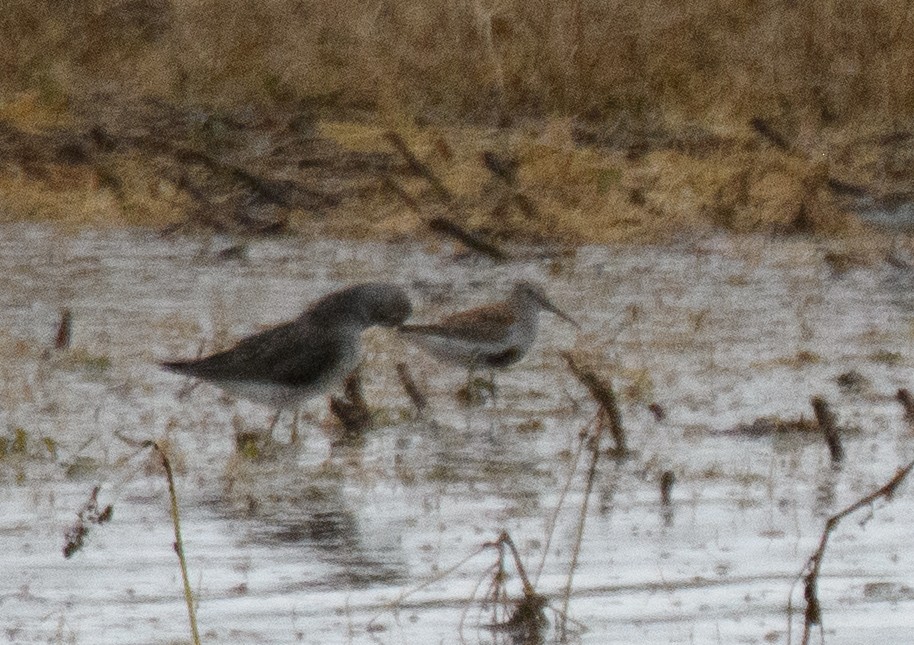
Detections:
1,1,912,243
4,0,913,126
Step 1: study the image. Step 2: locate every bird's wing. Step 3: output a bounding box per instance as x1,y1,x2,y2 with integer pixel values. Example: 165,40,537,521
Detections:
162,320,346,389
400,304,515,344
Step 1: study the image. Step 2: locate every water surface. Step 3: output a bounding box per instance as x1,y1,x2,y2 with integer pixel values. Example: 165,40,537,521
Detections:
1,226,913,644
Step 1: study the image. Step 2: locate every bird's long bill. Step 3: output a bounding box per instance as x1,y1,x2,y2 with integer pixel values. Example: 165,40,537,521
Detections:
540,296,581,329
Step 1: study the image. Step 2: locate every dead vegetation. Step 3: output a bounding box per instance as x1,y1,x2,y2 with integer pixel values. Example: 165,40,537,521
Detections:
367,354,633,642
62,485,113,559
3,1,913,243
1,99,874,246
790,459,914,645
6,0,914,127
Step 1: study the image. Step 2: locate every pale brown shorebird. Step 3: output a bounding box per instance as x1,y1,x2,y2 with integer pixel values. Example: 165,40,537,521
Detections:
399,281,578,396
162,283,412,439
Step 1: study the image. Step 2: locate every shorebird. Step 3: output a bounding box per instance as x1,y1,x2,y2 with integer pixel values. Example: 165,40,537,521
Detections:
162,283,412,438
399,281,578,395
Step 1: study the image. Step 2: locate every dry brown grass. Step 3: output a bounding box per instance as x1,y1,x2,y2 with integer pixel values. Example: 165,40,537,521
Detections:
4,0,914,125
0,1,907,241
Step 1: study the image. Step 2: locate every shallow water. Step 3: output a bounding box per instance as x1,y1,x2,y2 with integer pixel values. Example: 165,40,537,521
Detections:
1,226,914,644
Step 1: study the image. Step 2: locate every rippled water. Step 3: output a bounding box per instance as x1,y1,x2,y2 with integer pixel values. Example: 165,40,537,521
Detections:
2,225,914,644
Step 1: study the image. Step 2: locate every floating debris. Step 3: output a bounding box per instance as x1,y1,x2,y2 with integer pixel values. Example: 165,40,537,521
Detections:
648,402,666,421
63,486,113,559
835,370,869,393
728,416,818,437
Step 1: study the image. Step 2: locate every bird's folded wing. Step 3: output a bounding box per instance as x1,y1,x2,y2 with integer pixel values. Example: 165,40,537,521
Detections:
400,305,515,343
162,321,343,388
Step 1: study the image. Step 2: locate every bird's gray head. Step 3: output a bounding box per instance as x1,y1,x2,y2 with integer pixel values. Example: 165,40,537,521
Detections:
309,283,412,328
512,281,580,328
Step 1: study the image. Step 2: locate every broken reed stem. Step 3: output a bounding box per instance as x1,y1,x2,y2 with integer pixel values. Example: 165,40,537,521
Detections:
562,352,627,455
811,396,844,464
379,173,423,215
556,353,631,637
479,151,541,220
150,441,201,645
792,458,914,645
395,362,428,412
458,560,503,643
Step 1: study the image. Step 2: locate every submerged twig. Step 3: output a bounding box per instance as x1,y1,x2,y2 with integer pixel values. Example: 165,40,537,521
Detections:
660,470,675,506
660,470,675,526
790,458,914,645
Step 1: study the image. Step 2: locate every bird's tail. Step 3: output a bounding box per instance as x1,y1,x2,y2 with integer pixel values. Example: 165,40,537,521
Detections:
160,360,195,375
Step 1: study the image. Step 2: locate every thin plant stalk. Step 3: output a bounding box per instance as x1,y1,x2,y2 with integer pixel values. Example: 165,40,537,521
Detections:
788,458,914,645
151,441,201,645
559,412,606,638
533,419,591,586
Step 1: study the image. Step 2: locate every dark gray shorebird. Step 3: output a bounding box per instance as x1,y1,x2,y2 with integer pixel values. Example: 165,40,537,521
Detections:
162,283,412,435
399,281,578,383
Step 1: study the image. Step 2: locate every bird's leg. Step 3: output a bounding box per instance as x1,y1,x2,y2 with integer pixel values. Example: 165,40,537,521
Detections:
290,409,300,445
461,361,478,405
487,367,503,433
176,380,200,401
487,368,498,402
266,411,282,437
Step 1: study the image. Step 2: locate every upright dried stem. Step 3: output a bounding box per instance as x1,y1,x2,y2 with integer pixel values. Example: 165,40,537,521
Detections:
150,441,201,645
559,415,604,638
